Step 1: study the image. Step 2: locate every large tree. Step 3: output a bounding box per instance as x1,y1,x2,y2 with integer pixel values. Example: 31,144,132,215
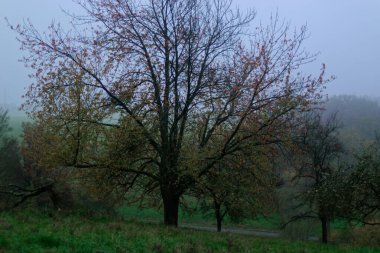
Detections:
14,0,327,226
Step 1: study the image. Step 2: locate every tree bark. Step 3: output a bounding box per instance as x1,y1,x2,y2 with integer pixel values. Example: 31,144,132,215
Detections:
162,191,180,226
321,216,329,243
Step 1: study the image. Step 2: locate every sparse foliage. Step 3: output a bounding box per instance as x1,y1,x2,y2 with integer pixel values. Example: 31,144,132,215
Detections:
290,112,343,243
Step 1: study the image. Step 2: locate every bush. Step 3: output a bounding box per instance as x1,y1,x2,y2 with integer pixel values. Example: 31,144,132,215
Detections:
332,224,380,248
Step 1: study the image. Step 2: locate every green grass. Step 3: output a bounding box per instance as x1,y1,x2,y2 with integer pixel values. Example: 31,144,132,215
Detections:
0,209,378,253
117,204,366,243
118,204,280,231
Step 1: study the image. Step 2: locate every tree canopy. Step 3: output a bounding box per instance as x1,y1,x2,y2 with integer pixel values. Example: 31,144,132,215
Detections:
14,0,328,226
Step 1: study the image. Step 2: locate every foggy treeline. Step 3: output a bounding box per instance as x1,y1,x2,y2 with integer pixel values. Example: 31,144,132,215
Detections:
325,95,380,154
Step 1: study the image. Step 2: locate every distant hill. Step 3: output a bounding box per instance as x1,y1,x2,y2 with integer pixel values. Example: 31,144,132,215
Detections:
324,95,380,153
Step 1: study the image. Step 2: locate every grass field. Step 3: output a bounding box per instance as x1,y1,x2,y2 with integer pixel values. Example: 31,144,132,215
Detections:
117,204,352,237
0,209,378,253
118,205,281,231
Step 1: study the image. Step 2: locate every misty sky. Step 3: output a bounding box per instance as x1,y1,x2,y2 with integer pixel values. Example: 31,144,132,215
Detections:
1,0,379,106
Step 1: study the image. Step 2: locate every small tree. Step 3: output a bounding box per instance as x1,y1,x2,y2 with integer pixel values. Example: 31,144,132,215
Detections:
290,112,343,243
340,140,380,225
195,145,277,232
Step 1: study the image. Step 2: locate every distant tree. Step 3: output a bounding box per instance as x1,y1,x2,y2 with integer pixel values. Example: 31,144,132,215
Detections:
0,107,25,209
13,0,328,226
290,112,343,243
0,108,23,186
0,138,24,185
0,108,10,138
339,139,380,225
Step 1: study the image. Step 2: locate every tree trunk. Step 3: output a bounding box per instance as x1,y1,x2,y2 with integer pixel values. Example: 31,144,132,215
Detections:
217,216,222,232
162,191,180,227
321,216,329,243
214,202,222,232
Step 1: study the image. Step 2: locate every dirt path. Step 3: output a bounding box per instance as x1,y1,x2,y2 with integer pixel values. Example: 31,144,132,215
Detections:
180,223,319,241
180,224,280,237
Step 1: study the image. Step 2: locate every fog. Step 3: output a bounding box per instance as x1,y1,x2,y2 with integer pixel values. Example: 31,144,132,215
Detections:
1,0,379,106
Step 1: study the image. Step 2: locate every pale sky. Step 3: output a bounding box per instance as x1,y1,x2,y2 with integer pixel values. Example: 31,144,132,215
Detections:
1,0,379,106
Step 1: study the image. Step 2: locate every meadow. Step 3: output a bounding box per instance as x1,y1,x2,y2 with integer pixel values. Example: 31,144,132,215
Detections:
0,209,379,253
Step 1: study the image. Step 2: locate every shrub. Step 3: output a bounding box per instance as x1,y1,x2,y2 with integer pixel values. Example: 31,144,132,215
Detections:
332,224,380,248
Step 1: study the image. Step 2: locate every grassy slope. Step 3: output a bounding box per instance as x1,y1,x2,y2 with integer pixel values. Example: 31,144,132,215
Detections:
0,210,378,253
